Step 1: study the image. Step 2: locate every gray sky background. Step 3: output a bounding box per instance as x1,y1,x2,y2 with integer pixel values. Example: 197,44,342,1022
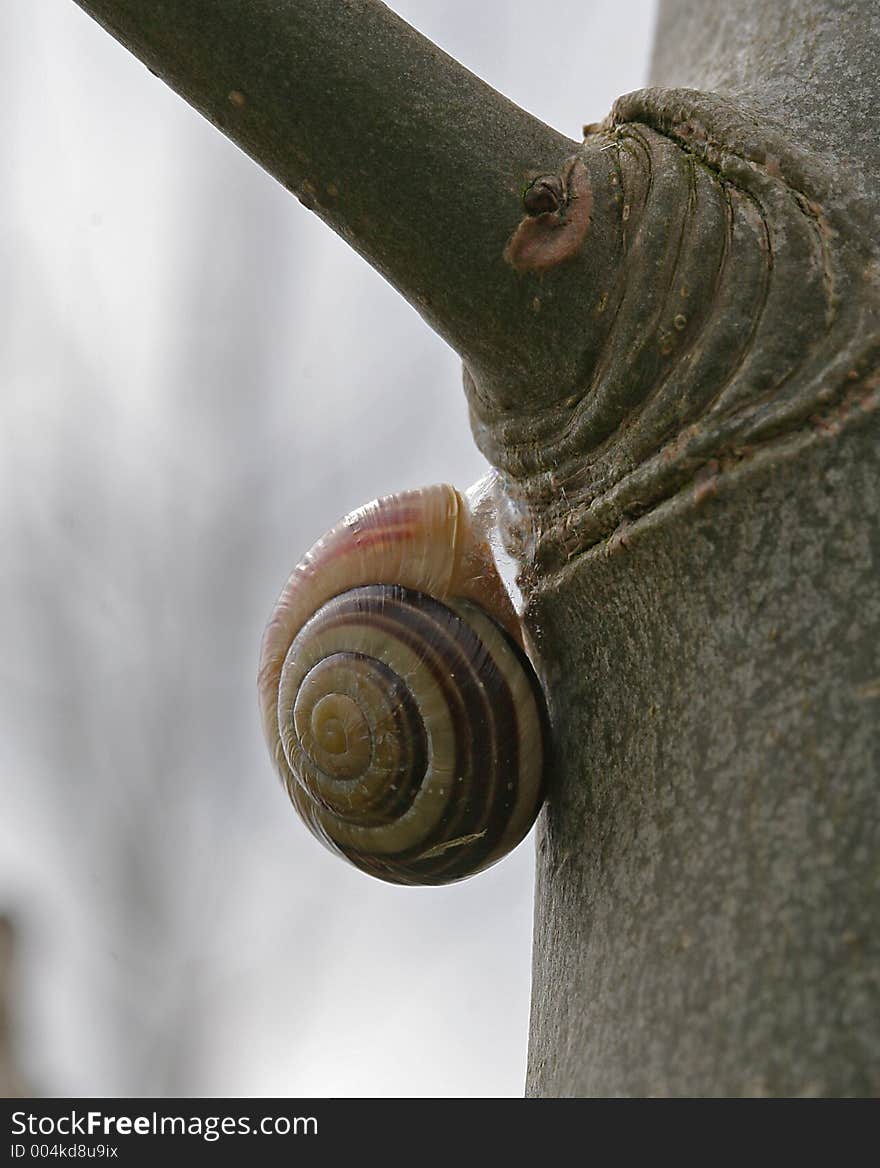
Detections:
0,0,656,1096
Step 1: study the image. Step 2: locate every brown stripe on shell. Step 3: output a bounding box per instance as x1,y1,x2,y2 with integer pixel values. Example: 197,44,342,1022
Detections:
347,589,513,882
279,585,544,886
340,593,498,882
442,599,546,872
303,586,512,882
284,585,483,847
381,598,526,882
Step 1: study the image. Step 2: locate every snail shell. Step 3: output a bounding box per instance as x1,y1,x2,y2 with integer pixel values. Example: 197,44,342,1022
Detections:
258,483,547,886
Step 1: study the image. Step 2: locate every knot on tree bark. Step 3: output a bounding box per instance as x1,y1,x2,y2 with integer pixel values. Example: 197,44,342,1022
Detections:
465,88,880,594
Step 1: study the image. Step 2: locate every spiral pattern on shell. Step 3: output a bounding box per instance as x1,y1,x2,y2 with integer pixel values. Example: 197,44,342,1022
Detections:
258,484,547,885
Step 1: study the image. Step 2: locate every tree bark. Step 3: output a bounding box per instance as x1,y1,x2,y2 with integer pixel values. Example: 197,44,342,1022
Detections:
650,0,880,214
69,0,879,1095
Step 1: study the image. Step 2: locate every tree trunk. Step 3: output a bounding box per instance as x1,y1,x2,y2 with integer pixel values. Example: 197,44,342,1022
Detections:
526,0,880,1097
70,0,879,1095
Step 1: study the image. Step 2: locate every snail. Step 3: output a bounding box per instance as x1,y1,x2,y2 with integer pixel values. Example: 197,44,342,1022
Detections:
258,481,547,886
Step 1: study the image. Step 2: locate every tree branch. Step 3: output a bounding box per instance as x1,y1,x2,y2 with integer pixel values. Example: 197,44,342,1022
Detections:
71,0,594,393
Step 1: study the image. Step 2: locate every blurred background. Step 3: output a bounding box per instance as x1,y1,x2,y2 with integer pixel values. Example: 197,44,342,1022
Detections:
0,0,656,1096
